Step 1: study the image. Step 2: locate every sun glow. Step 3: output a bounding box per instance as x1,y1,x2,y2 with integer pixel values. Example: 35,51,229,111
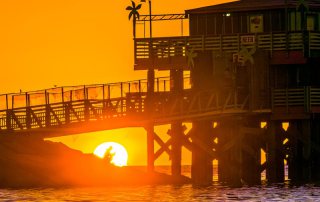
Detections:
93,142,128,167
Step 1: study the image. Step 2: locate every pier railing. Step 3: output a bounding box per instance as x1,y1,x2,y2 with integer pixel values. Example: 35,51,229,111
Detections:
2,83,320,133
0,76,191,131
152,88,250,120
134,31,320,70
0,75,254,133
272,87,320,113
0,76,192,111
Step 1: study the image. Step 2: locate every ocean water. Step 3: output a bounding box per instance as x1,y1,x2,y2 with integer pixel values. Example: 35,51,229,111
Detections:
1,166,320,202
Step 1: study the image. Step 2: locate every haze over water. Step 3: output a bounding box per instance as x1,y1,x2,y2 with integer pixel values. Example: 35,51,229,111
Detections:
1,166,320,201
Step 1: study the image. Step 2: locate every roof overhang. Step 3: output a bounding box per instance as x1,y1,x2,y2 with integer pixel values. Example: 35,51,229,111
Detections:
185,0,320,15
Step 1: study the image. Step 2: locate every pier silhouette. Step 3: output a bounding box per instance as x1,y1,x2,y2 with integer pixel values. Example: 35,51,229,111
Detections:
2,0,320,186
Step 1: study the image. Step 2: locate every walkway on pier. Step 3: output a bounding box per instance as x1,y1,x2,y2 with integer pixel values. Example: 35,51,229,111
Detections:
0,76,253,137
2,75,320,138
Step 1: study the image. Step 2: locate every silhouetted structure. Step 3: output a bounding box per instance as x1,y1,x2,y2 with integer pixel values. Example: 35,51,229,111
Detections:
133,0,320,185
1,0,320,186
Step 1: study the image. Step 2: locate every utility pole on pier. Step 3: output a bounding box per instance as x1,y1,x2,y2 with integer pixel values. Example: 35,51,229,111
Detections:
141,0,155,173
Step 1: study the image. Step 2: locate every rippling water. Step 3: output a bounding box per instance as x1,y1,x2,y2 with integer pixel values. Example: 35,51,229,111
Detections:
1,184,320,201
1,166,320,201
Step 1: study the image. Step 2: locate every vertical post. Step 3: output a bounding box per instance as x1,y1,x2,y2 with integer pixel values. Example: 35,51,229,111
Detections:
12,95,14,109
241,118,262,185
287,120,312,183
102,84,105,101
102,84,106,117
138,80,141,94
171,122,182,177
120,82,124,114
63,87,70,124
108,85,111,99
146,124,155,172
266,121,285,183
218,119,242,186
157,78,159,92
311,115,320,181
191,119,214,185
46,90,50,104
26,93,31,129
45,90,51,127
84,85,90,121
128,83,131,94
146,0,155,119
170,69,184,177
6,94,8,110
5,94,12,130
147,0,154,95
6,109,12,131
300,120,311,182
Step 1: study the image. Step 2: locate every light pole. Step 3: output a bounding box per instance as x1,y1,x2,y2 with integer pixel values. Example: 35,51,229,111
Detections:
141,0,155,173
141,0,154,95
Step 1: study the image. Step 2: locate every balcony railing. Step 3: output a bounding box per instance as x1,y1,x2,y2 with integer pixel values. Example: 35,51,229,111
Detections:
134,31,320,70
272,87,320,113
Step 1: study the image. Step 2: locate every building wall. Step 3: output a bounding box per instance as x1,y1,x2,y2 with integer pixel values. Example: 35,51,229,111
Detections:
189,9,320,36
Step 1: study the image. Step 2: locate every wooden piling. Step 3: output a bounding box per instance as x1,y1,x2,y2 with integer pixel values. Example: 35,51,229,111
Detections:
218,118,263,186
240,118,262,185
191,120,213,185
146,124,155,173
311,116,320,181
171,122,182,176
287,120,312,183
170,69,184,177
266,121,285,183
218,119,241,186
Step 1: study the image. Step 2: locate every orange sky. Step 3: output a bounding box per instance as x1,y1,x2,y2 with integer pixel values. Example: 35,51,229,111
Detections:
0,0,233,166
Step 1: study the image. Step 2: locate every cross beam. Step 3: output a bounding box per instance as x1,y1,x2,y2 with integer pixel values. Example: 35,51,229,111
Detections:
137,14,187,22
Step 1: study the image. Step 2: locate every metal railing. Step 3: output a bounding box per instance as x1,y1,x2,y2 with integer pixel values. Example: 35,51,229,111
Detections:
0,76,190,132
7,81,320,133
0,76,192,111
0,78,253,133
134,31,320,62
272,87,320,112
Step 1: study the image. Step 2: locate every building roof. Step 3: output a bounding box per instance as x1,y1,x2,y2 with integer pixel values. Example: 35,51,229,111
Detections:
186,0,320,14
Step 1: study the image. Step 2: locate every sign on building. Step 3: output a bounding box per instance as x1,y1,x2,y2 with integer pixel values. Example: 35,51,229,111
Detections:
241,35,256,45
250,15,263,33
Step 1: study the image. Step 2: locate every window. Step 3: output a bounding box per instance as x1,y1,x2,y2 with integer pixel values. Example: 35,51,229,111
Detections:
307,15,316,31
289,11,301,31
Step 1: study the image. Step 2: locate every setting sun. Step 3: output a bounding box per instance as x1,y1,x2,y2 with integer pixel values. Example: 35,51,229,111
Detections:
93,142,128,167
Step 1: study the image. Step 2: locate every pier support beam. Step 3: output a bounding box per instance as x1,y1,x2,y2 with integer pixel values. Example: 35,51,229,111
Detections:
266,121,285,183
191,120,213,186
241,119,262,185
311,116,320,181
218,118,262,186
170,69,184,177
146,124,155,172
171,122,183,177
218,120,241,186
287,120,312,183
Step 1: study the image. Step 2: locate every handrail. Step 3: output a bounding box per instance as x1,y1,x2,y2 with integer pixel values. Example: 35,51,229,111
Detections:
0,88,251,133
0,76,191,110
134,31,320,60
272,87,320,112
